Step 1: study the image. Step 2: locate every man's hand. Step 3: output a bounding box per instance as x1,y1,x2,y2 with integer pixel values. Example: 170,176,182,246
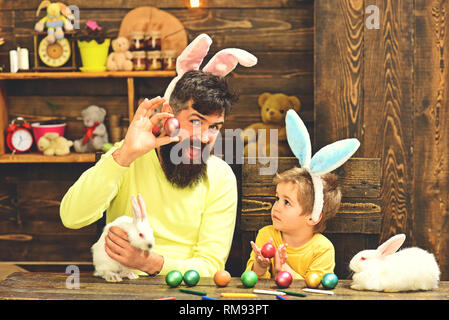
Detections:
113,96,180,167
105,226,163,275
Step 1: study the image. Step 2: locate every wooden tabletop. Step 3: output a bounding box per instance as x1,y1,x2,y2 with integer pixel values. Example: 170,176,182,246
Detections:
0,272,448,300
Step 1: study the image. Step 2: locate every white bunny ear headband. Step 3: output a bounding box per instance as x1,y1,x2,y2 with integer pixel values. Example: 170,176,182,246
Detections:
285,110,361,222
163,33,258,101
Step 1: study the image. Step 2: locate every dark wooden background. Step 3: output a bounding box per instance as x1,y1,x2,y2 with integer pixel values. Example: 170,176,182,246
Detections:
0,0,447,280
316,0,449,280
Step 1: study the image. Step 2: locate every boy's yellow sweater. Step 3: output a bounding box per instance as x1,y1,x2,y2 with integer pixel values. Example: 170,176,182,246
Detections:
245,225,335,279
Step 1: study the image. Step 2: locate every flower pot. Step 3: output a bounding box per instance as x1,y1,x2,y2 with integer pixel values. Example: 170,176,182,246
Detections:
77,39,111,72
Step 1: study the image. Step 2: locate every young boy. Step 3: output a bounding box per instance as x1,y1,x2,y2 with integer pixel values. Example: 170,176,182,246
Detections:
245,167,341,279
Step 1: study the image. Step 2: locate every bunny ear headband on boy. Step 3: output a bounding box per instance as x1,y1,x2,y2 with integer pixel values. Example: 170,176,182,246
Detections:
285,110,361,222
163,33,258,101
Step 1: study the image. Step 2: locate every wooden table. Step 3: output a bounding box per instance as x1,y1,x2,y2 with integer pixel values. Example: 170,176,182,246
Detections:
0,272,448,300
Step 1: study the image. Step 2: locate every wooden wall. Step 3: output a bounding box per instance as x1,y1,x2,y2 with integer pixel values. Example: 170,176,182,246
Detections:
0,0,314,276
316,0,449,280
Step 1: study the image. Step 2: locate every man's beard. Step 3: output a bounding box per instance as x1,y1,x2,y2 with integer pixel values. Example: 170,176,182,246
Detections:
159,138,212,189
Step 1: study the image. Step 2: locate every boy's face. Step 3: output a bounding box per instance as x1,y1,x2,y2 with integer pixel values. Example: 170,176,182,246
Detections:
271,182,312,233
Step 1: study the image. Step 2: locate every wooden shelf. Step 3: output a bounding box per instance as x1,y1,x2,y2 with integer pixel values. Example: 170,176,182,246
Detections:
0,70,176,162
0,152,95,163
0,70,176,80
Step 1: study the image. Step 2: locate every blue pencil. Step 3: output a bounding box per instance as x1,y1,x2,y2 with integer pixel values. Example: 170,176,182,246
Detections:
202,296,218,300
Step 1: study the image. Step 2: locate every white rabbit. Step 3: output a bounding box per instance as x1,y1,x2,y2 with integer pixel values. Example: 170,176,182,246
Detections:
349,234,440,292
91,194,155,282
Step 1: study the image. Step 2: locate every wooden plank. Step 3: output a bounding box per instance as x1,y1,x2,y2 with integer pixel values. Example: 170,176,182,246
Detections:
314,0,365,145
0,272,448,300
0,0,311,10
362,0,414,245
0,153,95,163
242,158,381,198
0,81,7,155
0,71,176,80
413,0,449,280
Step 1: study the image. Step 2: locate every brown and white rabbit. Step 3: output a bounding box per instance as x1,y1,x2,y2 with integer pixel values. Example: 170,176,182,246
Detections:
349,234,440,292
91,194,155,282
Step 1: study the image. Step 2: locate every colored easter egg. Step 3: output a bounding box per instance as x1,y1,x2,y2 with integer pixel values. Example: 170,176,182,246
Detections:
152,124,161,137
321,273,338,289
305,272,322,288
275,271,293,288
261,242,276,259
165,270,183,288
164,117,180,136
214,270,231,287
183,270,200,286
240,270,258,288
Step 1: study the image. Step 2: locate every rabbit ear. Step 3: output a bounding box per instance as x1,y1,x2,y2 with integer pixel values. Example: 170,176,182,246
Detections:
309,138,360,175
163,33,212,101
377,234,406,257
177,33,212,76
285,109,311,168
136,194,148,220
202,48,257,77
36,0,51,16
131,194,146,223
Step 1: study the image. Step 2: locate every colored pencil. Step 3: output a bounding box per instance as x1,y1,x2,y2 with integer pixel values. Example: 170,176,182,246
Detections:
179,288,207,296
221,293,258,298
276,294,290,300
152,296,177,300
277,290,307,297
302,288,334,295
202,296,218,300
253,289,286,295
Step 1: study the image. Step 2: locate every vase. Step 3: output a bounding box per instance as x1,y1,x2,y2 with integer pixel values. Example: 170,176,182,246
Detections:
77,39,111,72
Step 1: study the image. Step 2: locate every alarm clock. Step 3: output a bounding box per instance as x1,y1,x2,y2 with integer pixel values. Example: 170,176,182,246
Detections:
6,117,34,153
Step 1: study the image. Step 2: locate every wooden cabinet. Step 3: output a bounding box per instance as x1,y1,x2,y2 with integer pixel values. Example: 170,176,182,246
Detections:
0,70,175,163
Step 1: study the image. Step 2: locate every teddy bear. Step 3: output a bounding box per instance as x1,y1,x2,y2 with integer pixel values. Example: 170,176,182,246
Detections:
241,92,301,157
74,105,109,153
106,37,133,71
38,132,73,156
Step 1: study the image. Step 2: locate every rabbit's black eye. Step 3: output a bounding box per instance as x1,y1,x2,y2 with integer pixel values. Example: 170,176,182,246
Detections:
139,233,144,239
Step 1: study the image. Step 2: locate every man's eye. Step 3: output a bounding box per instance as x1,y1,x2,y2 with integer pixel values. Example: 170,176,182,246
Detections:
191,119,201,126
209,125,219,132
284,200,290,206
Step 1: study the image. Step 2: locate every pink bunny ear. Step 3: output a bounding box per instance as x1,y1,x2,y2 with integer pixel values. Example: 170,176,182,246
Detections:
202,48,258,77
377,234,406,257
176,33,213,77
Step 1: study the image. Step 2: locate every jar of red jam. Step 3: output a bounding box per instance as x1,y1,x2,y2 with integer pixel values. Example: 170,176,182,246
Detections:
132,51,147,71
147,51,162,70
162,50,177,70
147,30,161,51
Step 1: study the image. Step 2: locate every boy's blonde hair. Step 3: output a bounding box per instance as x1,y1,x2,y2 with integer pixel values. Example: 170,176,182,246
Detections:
273,167,341,233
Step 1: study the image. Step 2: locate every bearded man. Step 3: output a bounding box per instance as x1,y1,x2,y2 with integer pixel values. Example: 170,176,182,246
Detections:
60,70,239,277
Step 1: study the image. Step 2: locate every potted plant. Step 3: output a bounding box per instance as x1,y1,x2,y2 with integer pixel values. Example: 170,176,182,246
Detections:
77,21,111,72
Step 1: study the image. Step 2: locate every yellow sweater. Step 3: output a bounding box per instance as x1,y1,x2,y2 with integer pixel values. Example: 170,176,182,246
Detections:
245,225,335,279
60,142,238,277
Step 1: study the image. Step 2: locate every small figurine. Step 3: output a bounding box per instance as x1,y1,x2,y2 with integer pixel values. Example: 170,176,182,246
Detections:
34,1,74,44
74,105,109,153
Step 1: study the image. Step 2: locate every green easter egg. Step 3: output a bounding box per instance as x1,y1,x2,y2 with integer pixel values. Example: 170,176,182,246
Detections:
240,270,258,288
321,273,338,289
183,270,200,287
165,270,183,287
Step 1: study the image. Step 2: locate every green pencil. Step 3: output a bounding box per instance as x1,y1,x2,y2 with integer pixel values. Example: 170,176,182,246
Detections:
179,288,207,296
277,290,307,297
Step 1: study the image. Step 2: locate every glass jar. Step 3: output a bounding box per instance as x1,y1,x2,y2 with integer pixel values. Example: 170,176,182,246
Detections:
147,51,162,70
132,51,147,71
147,30,161,51
162,50,177,70
130,31,146,51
